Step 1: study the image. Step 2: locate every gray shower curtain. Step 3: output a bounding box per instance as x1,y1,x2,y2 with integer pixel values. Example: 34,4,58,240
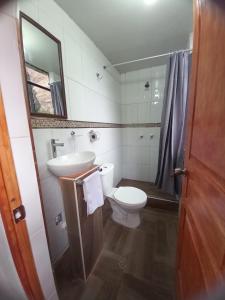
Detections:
50,81,64,116
155,51,192,197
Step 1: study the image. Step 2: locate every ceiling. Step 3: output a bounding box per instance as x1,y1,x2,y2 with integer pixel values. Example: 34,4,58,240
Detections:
55,0,193,73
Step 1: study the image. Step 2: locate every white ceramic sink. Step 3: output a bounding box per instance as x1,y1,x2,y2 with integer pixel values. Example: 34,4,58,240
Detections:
47,151,96,177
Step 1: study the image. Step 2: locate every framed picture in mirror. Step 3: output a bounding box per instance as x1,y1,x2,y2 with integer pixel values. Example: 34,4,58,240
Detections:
20,12,67,118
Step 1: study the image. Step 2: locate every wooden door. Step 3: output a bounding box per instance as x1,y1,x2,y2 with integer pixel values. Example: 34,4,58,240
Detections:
0,90,44,299
177,0,225,299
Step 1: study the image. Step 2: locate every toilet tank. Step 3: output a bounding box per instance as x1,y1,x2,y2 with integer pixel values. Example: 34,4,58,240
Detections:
99,163,114,196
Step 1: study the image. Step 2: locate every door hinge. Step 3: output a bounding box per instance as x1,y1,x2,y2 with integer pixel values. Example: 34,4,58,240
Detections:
13,205,26,223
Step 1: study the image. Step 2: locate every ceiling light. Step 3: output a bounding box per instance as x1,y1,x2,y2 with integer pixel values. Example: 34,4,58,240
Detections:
144,0,157,5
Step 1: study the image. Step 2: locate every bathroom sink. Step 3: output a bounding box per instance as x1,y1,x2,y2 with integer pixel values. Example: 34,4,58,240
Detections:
47,151,96,177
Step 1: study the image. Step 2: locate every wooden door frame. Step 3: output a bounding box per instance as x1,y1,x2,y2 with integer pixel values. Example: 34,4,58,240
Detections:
0,89,44,299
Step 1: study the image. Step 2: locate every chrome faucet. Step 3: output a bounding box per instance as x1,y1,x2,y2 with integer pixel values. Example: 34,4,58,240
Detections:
51,139,64,158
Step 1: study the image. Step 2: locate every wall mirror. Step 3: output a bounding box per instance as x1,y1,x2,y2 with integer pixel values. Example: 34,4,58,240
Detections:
20,13,67,118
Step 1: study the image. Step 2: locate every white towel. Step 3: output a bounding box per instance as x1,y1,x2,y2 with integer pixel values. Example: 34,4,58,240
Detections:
83,171,104,215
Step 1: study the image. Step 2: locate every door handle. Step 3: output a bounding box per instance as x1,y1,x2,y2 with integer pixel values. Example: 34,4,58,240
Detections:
172,168,188,177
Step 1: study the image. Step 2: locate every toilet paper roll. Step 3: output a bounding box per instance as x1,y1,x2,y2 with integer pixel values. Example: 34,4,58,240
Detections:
89,130,100,143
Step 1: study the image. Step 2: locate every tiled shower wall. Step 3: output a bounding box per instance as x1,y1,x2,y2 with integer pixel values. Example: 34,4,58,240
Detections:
121,65,166,182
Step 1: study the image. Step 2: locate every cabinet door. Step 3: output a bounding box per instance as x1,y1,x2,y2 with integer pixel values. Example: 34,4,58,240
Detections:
61,168,103,281
76,184,103,278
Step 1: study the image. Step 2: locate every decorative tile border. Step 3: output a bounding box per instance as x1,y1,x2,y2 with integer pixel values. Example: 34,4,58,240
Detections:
31,118,121,128
121,123,161,128
31,117,161,129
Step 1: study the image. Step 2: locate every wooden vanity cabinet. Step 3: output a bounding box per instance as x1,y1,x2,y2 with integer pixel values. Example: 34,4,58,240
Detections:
60,166,103,280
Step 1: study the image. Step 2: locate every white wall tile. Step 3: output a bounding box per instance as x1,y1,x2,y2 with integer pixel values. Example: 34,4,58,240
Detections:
83,55,100,92
63,77,72,119
40,176,63,223
138,102,151,123
64,34,84,84
30,227,58,299
121,65,166,123
0,214,27,300
1,10,58,298
62,10,83,43
127,104,138,123
47,218,69,263
150,101,163,123
121,127,161,182
38,8,63,41
33,127,122,262
37,0,64,25
17,0,38,20
10,137,44,235
12,3,168,298
40,0,123,124
121,66,166,182
3,0,124,298
0,14,30,139
32,129,53,180
68,80,86,121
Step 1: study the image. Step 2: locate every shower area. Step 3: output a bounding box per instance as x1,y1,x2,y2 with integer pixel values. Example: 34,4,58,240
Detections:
119,64,176,207
117,50,192,207
121,65,165,182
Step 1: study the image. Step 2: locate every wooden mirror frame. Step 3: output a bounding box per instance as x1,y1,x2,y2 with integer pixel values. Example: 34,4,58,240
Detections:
19,12,67,119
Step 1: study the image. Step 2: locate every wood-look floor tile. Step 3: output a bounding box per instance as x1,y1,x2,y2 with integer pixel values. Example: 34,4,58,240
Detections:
78,276,103,300
104,220,136,257
117,273,174,300
55,184,178,300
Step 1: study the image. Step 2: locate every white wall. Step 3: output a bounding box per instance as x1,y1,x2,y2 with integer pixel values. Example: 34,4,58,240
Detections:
33,127,122,262
122,127,160,182
18,0,121,124
16,1,167,268
17,0,122,263
0,9,58,300
0,214,27,300
121,66,166,182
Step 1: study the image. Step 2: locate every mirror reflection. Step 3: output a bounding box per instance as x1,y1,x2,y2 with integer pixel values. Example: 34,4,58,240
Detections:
21,15,67,118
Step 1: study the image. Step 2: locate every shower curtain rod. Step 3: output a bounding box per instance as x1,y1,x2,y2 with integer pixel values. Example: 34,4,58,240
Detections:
103,48,192,69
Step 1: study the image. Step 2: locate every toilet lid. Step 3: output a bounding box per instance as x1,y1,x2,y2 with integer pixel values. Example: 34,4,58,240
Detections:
114,186,147,205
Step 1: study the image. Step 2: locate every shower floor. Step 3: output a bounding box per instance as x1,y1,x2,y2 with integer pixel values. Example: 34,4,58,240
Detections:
55,190,178,300
118,179,178,211
118,179,177,201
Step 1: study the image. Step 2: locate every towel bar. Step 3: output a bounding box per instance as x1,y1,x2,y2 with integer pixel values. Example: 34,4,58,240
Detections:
75,167,102,186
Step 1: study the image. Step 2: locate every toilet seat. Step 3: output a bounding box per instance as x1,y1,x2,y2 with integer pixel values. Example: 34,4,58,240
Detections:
113,186,147,207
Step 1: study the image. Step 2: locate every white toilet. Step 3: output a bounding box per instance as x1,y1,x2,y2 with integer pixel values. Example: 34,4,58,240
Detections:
99,163,147,228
